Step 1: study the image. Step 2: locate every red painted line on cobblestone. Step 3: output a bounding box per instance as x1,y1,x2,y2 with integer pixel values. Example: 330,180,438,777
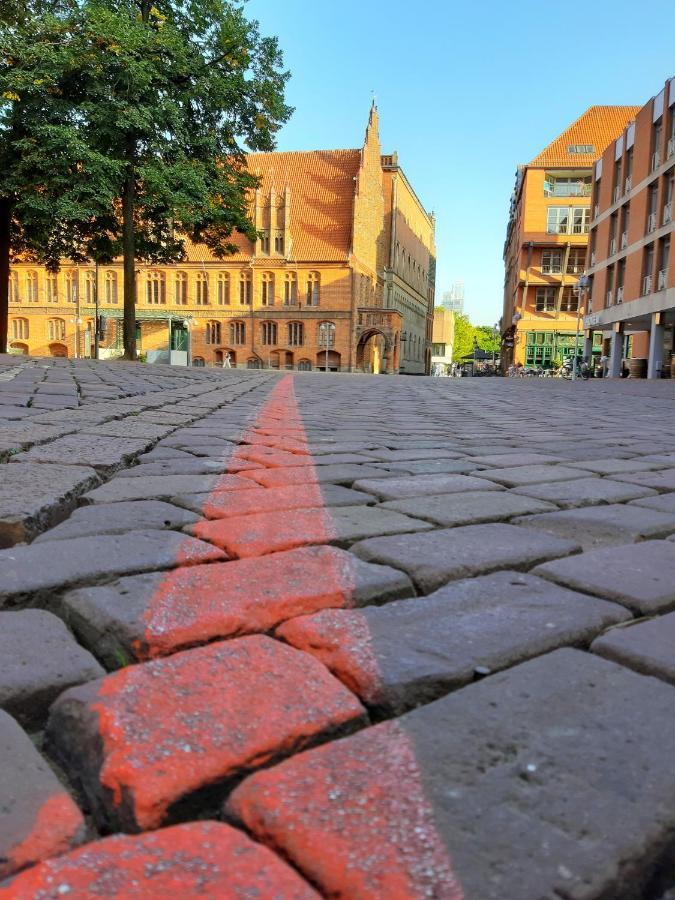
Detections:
0,821,319,898
2,793,84,880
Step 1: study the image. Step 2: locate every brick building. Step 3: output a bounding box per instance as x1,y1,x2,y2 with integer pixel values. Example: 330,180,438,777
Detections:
6,106,436,374
502,106,639,369
583,77,675,378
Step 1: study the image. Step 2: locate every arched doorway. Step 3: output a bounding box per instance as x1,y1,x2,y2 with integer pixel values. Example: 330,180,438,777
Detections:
49,343,68,357
9,342,28,355
297,358,312,371
356,329,391,374
214,349,236,368
247,357,261,369
315,350,341,372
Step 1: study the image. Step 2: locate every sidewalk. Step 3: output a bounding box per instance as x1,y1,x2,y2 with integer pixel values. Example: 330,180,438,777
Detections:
2,355,675,898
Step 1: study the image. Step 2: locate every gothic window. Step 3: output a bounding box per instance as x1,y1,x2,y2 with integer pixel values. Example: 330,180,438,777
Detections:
288,321,304,346
25,271,38,302
175,271,187,305
260,231,270,254
239,272,252,305
306,272,320,306
65,270,78,303
261,272,274,306
318,321,336,348
9,272,19,303
284,273,297,306
84,270,96,305
105,271,118,304
230,320,246,344
12,318,29,339
48,318,66,340
261,321,277,345
205,320,221,344
274,230,285,254
217,272,230,306
196,272,209,305
146,271,166,304
46,273,58,303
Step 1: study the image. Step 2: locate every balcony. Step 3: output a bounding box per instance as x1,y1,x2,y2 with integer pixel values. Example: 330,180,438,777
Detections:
620,232,628,250
609,238,617,256
668,136,675,159
593,203,600,218
590,250,596,266
624,176,632,194
647,212,657,233
642,274,652,296
606,290,613,306
657,269,667,291
616,286,624,304
651,151,661,172
613,185,621,203
664,202,672,225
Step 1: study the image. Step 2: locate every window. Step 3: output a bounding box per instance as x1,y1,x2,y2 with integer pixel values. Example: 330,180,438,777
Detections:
261,321,277,345
571,207,591,234
318,321,336,348
205,320,221,344
567,248,586,274
175,272,187,305
146,271,166,305
261,272,274,306
568,144,594,154
12,317,29,339
25,271,38,302
84,270,96,305
652,119,662,170
217,272,230,306
192,357,205,367
104,271,118,304
48,318,66,340
284,273,297,306
196,272,209,305
239,272,252,306
541,250,562,274
535,287,556,312
288,322,304,346
65,270,78,303
559,288,578,313
260,231,270,254
546,207,569,234
274,230,285,254
543,175,591,197
298,359,312,371
306,272,320,306
46,273,58,303
230,321,246,344
8,272,19,303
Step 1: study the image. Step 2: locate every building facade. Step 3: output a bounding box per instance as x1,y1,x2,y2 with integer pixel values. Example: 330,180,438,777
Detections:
583,77,675,378
6,106,436,374
502,106,640,369
431,307,455,372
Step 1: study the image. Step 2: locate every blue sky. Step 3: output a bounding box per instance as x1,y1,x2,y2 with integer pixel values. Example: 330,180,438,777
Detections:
247,0,674,325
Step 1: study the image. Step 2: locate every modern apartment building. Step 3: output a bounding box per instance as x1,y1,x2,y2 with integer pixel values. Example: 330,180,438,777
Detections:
584,77,675,377
502,106,639,369
6,106,436,374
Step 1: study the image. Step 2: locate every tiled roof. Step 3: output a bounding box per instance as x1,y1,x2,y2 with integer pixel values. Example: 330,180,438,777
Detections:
184,149,361,264
528,106,641,168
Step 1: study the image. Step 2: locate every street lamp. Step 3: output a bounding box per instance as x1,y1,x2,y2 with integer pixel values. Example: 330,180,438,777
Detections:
571,273,589,382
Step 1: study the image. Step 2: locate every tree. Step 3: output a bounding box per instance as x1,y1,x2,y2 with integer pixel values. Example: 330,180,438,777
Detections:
474,324,500,355
67,0,292,359
0,2,117,353
452,313,475,362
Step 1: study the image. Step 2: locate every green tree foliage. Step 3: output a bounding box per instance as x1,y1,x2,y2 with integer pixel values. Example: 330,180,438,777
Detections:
473,324,500,354
452,313,475,361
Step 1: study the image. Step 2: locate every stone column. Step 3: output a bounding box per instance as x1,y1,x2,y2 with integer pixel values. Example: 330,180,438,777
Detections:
583,333,594,362
647,313,665,379
608,326,623,378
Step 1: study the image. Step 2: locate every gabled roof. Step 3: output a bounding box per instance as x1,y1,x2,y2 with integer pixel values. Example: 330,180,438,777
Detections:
528,105,641,168
184,149,361,263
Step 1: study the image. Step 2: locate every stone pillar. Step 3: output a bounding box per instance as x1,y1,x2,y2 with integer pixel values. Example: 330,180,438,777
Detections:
647,313,665,379
608,326,623,378
583,332,594,362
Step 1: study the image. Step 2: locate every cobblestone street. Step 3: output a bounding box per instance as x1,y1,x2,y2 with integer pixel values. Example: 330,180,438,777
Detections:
2,353,675,898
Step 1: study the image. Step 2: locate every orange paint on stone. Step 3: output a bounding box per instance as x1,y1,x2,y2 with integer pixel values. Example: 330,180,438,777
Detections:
136,546,358,659
192,508,335,558
237,466,317,488
89,636,365,830
227,720,464,899
201,482,324,519
3,792,84,878
0,821,319,898
236,444,314,468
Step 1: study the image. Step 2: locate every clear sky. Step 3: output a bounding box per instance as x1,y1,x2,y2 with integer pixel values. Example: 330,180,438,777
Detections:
246,0,674,326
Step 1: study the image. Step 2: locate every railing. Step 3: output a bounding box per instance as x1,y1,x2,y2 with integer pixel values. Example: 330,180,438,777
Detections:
624,175,632,193
657,269,667,291
613,185,621,203
642,274,652,296
664,202,672,225
668,136,675,159
566,263,585,274
590,251,596,266
606,290,613,306
620,232,628,250
647,212,657,233
616,286,624,304
609,238,617,255
651,151,661,172
593,203,600,219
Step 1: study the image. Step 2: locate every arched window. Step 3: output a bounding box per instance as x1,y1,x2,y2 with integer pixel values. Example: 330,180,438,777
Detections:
247,357,261,369
284,273,297,306
288,321,304,346
297,359,312,371
12,318,29,340
104,271,118,304
46,273,58,303
192,356,205,367
261,272,274,306
205,320,221,344
261,321,277,345
239,272,252,305
229,321,246,345
84,270,96,305
146,271,166,304
217,272,230,306
65,270,78,303
9,272,19,303
306,272,320,306
318,321,336,348
48,318,66,341
26,271,38,302
175,271,187,305
196,272,209,305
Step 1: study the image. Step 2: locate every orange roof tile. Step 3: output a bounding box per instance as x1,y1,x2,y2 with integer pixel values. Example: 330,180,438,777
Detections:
528,105,641,168
184,149,360,264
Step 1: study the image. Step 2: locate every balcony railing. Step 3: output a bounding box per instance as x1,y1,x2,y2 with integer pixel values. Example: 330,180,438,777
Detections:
606,290,613,306
620,232,628,250
593,203,600,219
613,185,621,203
540,265,562,275
590,250,596,266
616,286,624,304
647,212,657,233
651,151,661,172
664,202,672,225
609,238,617,255
668,136,675,160
624,175,633,194
657,269,667,291
642,274,652,296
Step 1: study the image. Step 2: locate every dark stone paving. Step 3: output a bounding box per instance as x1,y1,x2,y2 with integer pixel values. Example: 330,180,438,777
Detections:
2,356,675,896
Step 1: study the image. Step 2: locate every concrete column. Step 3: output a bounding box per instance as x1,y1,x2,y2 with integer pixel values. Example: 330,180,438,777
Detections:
583,334,593,362
608,327,623,378
647,313,665,379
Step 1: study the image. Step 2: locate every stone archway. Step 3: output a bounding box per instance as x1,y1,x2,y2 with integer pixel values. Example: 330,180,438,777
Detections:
356,328,393,374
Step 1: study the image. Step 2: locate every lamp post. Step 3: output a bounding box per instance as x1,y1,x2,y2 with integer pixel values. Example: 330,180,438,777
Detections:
571,273,589,382
492,322,498,367
94,261,100,360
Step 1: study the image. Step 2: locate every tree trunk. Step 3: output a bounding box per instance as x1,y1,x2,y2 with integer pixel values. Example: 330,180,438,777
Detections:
0,198,11,355
121,166,137,361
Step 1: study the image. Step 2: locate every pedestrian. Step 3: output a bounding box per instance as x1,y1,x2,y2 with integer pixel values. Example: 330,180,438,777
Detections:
599,354,608,377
